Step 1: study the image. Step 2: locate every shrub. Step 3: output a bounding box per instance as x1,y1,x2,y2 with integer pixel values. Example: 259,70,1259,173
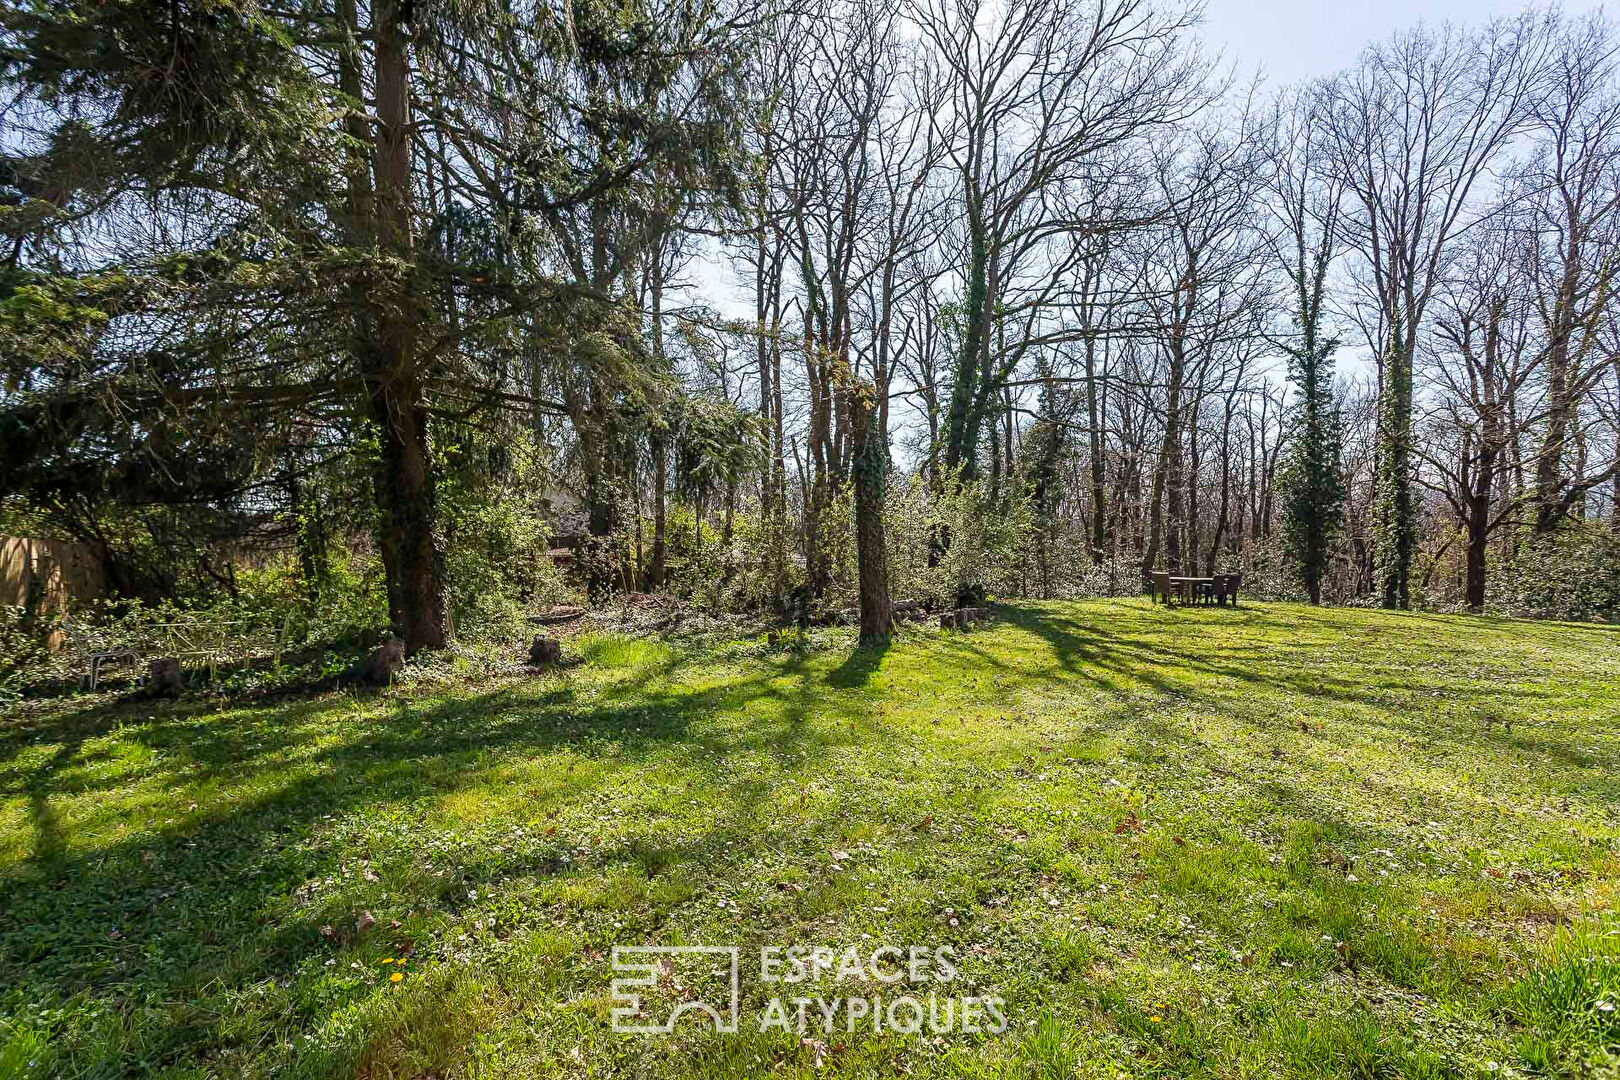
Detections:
1493,520,1620,623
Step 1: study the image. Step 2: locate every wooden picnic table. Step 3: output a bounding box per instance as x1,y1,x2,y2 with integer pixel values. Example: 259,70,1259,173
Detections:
1148,571,1243,607
1169,576,1213,605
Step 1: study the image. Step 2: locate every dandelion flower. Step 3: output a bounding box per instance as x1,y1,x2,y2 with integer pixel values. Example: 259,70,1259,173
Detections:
390,972,403,983
381,958,394,964
1149,1015,1162,1023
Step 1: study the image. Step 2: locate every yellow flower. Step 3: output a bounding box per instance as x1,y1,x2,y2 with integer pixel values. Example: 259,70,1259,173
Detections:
390,972,403,983
381,958,394,964
1149,1015,1162,1023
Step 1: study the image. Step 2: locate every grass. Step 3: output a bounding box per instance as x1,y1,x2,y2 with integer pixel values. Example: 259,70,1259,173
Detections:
1,599,1617,1079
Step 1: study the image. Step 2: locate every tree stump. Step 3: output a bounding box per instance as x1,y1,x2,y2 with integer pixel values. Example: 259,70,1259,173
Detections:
146,657,184,698
362,637,406,685
528,636,562,665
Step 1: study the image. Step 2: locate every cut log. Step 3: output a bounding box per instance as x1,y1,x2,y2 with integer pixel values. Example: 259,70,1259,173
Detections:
531,605,585,624
939,611,962,630
528,636,562,665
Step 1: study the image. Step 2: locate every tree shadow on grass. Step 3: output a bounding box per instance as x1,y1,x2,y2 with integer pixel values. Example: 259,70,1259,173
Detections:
825,635,892,689
3,604,1612,1074
999,600,1569,713
995,600,1618,801
0,646,884,1074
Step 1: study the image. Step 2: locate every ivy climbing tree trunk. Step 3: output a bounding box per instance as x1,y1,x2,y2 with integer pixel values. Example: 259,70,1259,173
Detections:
850,382,893,640
1379,334,1415,611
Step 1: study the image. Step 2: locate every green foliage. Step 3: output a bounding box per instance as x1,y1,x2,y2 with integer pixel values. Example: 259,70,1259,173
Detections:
669,394,767,509
1494,520,1620,622
232,547,389,649
0,606,51,707
1,0,760,650
885,473,1038,608
438,435,576,643
1,0,333,207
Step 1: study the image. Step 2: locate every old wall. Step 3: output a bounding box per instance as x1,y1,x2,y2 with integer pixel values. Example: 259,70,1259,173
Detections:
1,536,109,615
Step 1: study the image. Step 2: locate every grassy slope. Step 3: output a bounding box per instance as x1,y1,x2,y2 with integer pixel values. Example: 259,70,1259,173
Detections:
1,600,1618,1079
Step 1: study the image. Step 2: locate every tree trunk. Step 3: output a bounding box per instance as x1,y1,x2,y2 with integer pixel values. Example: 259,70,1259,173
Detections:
1160,348,1187,575
1085,336,1107,564
851,384,893,640
1465,487,1490,614
1380,339,1415,610
1206,392,1234,576
1534,234,1582,534
943,204,988,483
646,431,667,589
366,0,447,651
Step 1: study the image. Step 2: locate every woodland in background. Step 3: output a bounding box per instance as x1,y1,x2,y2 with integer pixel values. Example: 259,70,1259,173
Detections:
4,0,1620,661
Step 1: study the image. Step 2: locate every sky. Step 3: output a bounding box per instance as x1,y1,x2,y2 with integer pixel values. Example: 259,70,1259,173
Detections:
1198,0,1606,86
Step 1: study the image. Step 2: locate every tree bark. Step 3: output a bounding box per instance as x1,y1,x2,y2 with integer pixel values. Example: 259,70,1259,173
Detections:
850,383,893,640
365,0,447,651
646,431,667,589
1085,336,1107,564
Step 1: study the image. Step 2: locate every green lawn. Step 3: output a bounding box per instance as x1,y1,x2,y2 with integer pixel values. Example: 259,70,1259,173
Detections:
2,600,1618,1079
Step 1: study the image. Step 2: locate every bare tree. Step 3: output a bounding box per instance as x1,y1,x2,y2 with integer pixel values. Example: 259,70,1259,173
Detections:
1517,13,1620,532
1323,13,1554,609
1424,224,1537,611
910,0,1212,508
